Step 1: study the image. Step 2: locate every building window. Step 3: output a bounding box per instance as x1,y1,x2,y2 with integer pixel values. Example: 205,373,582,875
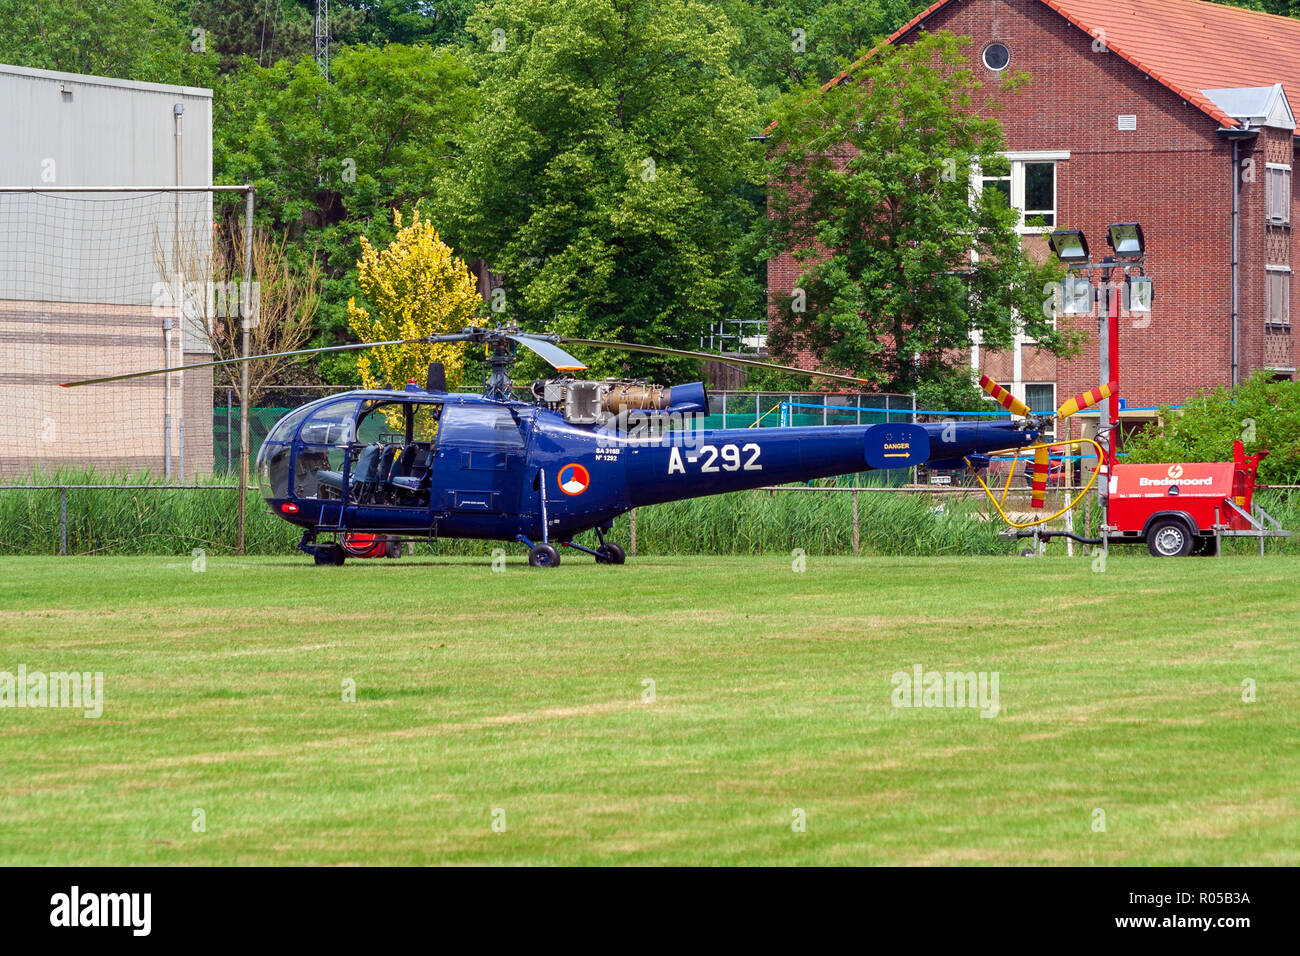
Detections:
1266,164,1291,226
1024,383,1056,438
1023,383,1055,416
1023,163,1055,227
1267,267,1291,328
983,43,1010,71
976,152,1064,231
978,155,1012,207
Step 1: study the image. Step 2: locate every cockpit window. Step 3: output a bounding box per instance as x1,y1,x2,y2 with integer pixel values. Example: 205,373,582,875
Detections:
357,401,442,445
411,405,441,442
440,405,525,451
265,403,315,444
299,400,360,445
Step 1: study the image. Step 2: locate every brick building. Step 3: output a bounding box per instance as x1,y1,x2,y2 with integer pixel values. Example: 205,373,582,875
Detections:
767,0,1299,421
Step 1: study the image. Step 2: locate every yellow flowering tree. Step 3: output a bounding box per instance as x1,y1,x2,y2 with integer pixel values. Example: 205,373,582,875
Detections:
347,208,481,394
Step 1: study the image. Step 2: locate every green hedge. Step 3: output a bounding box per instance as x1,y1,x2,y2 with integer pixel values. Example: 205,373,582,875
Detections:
1123,373,1300,484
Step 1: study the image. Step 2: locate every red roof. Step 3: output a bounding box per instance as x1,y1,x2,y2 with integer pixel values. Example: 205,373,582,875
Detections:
847,0,1300,128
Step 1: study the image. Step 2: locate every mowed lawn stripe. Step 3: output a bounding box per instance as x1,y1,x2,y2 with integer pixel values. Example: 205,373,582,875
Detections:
0,554,1295,865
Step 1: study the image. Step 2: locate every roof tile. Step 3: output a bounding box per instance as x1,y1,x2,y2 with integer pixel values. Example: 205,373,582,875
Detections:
876,0,1300,128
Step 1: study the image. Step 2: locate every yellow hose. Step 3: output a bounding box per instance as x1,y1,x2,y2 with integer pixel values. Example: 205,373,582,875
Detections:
966,438,1104,529
749,403,784,428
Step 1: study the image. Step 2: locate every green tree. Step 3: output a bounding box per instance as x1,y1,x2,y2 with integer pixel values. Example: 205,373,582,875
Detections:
764,30,1075,397
433,0,764,383
1122,373,1300,484
719,0,926,102
1207,0,1300,17
213,42,477,380
339,0,477,47
189,0,334,73
189,0,477,75
0,0,215,86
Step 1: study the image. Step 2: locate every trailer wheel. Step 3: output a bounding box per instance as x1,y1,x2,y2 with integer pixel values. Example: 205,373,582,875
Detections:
1147,518,1193,557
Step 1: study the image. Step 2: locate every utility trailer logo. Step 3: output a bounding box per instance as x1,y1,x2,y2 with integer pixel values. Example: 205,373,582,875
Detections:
50,886,151,936
1138,464,1214,488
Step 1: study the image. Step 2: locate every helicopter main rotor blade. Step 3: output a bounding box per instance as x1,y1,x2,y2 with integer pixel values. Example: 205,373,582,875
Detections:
557,337,871,386
506,334,587,372
60,326,867,388
59,334,475,388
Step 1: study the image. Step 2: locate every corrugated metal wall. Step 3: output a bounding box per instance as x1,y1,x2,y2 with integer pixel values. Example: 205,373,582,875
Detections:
0,65,212,317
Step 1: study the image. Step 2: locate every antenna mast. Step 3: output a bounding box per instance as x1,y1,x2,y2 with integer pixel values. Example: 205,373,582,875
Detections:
314,0,330,80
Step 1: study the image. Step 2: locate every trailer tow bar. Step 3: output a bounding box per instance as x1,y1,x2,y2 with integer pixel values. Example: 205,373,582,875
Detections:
999,528,1103,547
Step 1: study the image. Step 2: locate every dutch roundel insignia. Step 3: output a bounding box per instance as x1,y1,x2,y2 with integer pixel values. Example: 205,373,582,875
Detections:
557,463,591,495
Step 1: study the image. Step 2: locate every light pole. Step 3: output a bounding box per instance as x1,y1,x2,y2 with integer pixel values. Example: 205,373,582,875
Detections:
1049,223,1151,529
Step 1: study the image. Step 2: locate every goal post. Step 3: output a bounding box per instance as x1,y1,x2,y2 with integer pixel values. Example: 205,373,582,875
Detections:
0,184,256,547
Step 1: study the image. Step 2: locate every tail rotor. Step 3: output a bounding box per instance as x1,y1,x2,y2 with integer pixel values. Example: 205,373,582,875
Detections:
1029,445,1051,510
973,374,1119,525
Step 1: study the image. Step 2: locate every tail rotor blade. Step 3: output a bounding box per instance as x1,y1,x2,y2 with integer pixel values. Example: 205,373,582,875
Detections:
978,374,1032,418
1057,381,1116,419
1030,445,1050,509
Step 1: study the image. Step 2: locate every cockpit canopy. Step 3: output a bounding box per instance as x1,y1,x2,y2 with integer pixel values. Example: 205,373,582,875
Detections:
256,392,457,508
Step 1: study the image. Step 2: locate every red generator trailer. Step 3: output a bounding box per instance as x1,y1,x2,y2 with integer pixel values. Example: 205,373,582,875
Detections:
1105,441,1289,557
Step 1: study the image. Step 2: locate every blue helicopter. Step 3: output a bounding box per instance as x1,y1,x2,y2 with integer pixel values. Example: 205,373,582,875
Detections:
65,326,1041,567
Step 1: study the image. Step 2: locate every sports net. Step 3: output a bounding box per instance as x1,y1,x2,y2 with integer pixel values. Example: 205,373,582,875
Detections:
0,188,229,481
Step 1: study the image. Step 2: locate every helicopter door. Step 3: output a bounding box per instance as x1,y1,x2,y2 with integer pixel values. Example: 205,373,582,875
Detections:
433,405,529,515
352,400,442,509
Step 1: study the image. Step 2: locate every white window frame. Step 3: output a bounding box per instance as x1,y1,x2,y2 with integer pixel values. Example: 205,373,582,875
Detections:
968,151,1070,369
973,151,1069,234
1266,163,1292,226
1022,382,1057,437
1266,265,1291,328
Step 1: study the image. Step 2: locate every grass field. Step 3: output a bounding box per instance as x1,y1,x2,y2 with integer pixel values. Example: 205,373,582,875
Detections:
0,552,1296,865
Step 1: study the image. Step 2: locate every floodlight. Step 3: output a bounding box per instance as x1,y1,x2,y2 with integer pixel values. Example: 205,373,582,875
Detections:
1107,222,1145,257
1049,229,1089,263
1127,275,1154,312
1060,277,1093,314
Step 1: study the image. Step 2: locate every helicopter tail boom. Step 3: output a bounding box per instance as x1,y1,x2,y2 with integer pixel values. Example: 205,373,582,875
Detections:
620,419,1037,509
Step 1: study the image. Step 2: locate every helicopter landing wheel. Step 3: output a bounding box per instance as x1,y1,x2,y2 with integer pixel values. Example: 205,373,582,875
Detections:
314,544,346,566
528,543,561,568
595,542,626,565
